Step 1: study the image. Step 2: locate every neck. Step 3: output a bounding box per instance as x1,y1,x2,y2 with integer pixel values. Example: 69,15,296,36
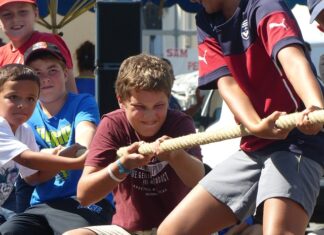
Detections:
40,93,68,118
10,31,34,50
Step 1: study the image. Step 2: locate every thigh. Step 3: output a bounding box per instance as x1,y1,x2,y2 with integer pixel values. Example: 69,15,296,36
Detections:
200,150,262,221
0,212,52,235
85,225,132,235
15,175,35,213
27,198,114,235
257,151,323,217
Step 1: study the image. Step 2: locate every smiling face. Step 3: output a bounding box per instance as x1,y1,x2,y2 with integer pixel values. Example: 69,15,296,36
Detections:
0,79,38,132
119,89,169,139
0,2,37,47
27,58,67,106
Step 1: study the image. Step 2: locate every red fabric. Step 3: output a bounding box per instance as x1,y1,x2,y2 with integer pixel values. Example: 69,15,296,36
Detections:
0,31,73,69
0,0,36,8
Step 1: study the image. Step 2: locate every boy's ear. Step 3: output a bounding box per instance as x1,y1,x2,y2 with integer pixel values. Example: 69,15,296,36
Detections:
117,96,124,108
34,7,39,19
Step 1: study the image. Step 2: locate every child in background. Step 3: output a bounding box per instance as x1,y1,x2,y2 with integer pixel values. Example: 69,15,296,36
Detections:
75,40,95,96
0,0,77,92
0,63,86,223
0,42,115,234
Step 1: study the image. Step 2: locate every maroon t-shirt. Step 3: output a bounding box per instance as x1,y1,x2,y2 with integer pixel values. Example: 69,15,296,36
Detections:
86,109,202,231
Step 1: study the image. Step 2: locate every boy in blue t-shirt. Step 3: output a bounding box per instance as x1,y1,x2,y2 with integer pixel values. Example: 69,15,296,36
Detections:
0,42,115,235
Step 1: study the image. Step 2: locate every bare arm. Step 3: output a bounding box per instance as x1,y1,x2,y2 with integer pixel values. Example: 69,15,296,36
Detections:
75,121,97,148
23,144,86,186
77,142,152,206
278,45,324,109
218,76,290,140
278,45,324,134
155,136,204,188
14,149,86,171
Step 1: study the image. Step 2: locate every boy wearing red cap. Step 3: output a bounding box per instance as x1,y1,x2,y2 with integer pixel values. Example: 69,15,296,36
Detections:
0,0,77,93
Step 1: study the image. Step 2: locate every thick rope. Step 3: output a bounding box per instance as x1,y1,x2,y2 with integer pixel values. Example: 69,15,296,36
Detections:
116,109,324,158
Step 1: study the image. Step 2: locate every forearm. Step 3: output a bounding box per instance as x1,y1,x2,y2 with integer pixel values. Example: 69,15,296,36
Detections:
75,122,97,148
15,150,84,171
77,165,121,206
168,151,204,188
23,170,58,186
218,76,261,130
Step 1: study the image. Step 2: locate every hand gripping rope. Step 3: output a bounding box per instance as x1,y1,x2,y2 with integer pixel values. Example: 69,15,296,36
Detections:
116,110,324,158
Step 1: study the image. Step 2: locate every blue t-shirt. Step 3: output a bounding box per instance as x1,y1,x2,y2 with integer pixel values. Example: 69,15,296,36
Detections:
27,93,105,205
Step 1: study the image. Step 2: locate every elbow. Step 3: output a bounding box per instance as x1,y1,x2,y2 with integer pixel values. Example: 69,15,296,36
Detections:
76,194,92,207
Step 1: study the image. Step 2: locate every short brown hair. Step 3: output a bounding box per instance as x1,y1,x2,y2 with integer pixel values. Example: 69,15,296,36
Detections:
115,54,174,101
0,64,40,91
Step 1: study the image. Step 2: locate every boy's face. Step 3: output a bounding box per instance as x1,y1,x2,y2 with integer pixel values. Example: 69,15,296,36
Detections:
119,90,169,139
0,2,37,43
0,80,38,132
28,58,67,105
316,11,324,31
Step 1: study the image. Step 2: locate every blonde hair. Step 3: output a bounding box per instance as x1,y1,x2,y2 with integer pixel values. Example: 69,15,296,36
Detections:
115,54,174,101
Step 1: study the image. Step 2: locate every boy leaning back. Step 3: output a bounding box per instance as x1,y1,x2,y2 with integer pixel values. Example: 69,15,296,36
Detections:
64,54,205,235
158,0,324,235
0,64,86,216
0,0,77,92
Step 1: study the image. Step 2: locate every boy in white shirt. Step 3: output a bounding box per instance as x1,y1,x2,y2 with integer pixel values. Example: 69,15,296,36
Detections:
0,63,85,221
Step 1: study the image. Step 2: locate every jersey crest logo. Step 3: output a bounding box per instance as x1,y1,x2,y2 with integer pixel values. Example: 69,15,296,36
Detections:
198,49,208,65
269,18,288,30
241,19,250,40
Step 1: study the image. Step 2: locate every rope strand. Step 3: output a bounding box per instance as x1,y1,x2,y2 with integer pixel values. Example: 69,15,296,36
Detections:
116,110,324,158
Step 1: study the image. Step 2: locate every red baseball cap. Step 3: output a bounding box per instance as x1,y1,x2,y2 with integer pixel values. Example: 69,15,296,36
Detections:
0,0,37,9
24,41,66,65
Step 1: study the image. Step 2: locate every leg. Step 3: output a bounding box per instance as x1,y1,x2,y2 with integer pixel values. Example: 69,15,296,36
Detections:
63,228,97,235
263,198,308,235
157,185,237,235
64,225,132,235
0,213,52,235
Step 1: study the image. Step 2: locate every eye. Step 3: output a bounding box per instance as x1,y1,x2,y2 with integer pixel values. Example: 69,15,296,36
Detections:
154,104,166,110
48,68,59,76
27,97,36,103
133,105,145,111
0,12,12,19
8,95,17,101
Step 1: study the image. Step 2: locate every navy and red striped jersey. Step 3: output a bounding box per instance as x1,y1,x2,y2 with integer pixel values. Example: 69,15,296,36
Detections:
196,0,310,151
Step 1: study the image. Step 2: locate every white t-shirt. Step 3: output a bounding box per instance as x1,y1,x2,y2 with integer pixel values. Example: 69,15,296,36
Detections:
0,117,38,206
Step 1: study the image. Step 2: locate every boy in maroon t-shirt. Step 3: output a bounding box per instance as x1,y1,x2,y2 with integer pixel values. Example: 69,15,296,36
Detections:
63,54,205,235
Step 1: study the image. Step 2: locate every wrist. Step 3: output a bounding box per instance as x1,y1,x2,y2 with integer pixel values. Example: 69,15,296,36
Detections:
117,159,132,174
107,164,125,183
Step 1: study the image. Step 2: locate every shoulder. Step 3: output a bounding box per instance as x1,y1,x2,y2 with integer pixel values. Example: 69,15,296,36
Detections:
67,93,97,106
101,109,125,123
0,117,12,134
249,0,293,21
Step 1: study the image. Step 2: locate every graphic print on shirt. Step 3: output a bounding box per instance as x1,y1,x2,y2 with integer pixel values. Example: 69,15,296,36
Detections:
35,124,71,182
0,164,18,206
130,157,170,196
